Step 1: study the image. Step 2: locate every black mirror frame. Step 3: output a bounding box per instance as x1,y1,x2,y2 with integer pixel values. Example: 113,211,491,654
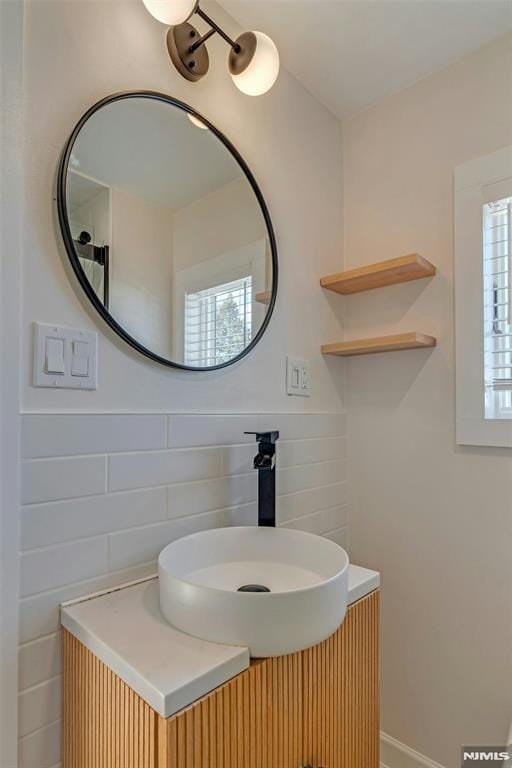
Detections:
56,90,278,372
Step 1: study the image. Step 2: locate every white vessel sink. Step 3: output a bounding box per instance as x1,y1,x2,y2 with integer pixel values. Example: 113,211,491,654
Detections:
158,526,349,658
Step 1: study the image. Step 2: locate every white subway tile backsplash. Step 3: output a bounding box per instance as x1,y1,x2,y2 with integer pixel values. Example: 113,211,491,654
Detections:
19,633,60,691
276,463,324,496
321,504,348,534
19,677,61,738
325,527,348,549
223,501,258,527
294,482,347,519
107,522,175,572
222,437,347,476
167,474,257,519
223,474,257,508
22,414,167,458
322,459,347,486
221,443,255,476
280,511,323,535
276,493,297,523
20,537,107,597
17,410,347,767
279,436,346,468
21,487,167,550
107,510,223,571
18,561,157,644
168,414,258,448
18,720,60,768
257,412,346,440
22,456,107,504
167,478,225,518
108,447,221,492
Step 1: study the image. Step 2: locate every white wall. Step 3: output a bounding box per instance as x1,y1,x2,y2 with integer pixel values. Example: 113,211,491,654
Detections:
16,0,346,765
1,3,23,766
343,34,512,766
172,176,266,272
22,0,345,414
110,187,174,359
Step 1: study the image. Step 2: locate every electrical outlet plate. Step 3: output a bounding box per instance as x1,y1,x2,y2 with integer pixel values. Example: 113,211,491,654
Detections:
33,322,98,390
286,355,311,397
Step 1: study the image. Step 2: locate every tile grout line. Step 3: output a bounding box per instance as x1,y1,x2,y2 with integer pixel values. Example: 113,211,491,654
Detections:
18,673,61,696
17,717,61,742
18,558,158,604
21,433,347,461
20,488,348,552
18,630,59,649
20,465,346,512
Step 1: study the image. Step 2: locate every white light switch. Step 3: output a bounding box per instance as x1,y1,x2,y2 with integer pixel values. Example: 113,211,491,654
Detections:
33,323,97,390
45,337,65,375
71,341,89,377
286,355,311,397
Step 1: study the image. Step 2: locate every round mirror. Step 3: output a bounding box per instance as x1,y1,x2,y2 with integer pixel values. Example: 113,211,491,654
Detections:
57,91,277,370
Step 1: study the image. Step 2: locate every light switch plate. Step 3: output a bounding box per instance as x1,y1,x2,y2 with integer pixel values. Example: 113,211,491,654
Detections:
33,322,98,390
286,355,311,397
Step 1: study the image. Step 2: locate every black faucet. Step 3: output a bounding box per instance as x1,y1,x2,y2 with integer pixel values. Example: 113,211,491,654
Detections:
245,431,280,527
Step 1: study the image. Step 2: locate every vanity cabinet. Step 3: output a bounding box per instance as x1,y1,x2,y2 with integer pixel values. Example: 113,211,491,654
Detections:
62,590,379,768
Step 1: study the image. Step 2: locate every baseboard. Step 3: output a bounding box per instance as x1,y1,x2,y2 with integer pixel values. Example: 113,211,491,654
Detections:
380,732,447,768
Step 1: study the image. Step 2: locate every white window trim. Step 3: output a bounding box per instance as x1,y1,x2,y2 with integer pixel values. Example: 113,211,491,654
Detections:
455,144,512,446
184,275,253,367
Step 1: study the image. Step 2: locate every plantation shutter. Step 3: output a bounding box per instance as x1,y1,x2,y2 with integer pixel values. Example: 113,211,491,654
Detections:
184,276,252,367
483,196,512,411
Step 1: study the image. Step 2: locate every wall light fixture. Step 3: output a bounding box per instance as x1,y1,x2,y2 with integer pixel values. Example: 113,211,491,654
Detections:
142,0,280,96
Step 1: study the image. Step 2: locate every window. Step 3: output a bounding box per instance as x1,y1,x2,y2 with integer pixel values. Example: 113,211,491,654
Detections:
184,276,252,367
455,145,512,446
483,196,512,418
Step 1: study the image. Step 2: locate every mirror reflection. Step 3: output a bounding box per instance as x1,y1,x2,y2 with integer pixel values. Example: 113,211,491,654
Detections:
63,95,276,369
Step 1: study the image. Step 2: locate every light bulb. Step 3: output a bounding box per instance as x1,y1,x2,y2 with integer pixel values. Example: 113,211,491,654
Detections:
187,113,208,130
141,0,197,25
230,31,279,96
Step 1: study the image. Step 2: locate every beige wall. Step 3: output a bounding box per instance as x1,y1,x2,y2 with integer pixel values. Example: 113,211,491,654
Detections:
343,34,512,765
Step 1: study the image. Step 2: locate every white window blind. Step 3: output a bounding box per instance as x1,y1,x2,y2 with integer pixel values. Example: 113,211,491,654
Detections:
184,276,252,367
483,195,512,417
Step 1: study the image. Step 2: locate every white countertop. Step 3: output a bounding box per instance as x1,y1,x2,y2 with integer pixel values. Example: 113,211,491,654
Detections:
61,563,379,718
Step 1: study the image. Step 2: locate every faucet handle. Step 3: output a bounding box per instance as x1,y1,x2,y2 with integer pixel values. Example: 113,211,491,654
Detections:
244,430,280,444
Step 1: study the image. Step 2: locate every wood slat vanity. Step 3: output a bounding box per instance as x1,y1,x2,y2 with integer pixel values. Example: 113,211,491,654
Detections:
62,588,379,768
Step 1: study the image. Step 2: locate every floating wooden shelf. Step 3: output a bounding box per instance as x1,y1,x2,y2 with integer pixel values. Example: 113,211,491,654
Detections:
320,253,436,295
322,332,437,357
255,290,272,305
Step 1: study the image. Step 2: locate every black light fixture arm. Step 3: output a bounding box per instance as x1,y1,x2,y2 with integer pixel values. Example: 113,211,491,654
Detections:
193,6,240,52
188,26,216,54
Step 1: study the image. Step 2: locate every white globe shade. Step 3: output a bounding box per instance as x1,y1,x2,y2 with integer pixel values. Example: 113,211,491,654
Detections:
141,0,197,25
187,113,208,130
231,32,279,96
